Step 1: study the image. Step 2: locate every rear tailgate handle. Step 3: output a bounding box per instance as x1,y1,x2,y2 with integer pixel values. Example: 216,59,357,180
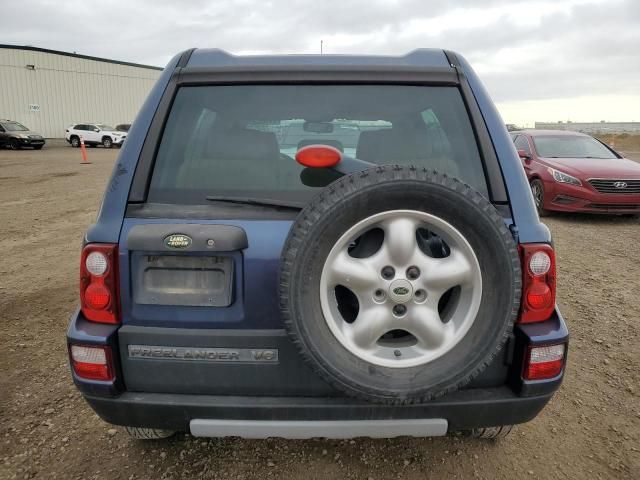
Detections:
126,224,248,252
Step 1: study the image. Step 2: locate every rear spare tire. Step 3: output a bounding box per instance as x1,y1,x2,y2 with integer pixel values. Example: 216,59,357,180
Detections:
279,166,521,404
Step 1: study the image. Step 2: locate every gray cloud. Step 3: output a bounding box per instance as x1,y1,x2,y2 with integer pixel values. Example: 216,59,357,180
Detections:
2,0,639,103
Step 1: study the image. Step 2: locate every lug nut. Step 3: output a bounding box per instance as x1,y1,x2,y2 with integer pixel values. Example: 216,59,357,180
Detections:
406,266,420,280
414,289,427,303
393,304,407,316
381,266,395,280
374,289,386,302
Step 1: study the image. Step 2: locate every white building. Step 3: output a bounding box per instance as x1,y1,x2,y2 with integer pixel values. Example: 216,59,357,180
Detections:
535,121,640,134
0,45,162,138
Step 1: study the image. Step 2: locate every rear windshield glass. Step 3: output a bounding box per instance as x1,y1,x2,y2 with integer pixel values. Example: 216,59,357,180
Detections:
148,85,488,204
532,135,617,159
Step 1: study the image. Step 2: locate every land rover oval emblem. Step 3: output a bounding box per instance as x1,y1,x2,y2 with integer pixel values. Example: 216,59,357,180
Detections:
164,234,192,249
393,287,409,295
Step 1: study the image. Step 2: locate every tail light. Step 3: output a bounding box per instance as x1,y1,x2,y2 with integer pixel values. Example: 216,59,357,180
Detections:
80,243,119,324
523,344,566,380
69,344,115,381
519,244,556,323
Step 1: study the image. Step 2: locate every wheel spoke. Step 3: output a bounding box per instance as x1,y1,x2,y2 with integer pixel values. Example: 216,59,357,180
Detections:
328,251,378,290
422,250,472,291
345,306,392,349
381,217,418,266
405,305,451,349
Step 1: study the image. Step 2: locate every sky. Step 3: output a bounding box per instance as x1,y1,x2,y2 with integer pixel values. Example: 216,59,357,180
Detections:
3,0,639,126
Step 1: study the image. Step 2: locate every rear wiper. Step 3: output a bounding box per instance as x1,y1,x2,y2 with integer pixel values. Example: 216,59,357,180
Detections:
205,195,304,210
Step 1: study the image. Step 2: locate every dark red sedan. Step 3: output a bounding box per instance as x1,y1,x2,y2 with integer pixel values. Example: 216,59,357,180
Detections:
510,129,640,215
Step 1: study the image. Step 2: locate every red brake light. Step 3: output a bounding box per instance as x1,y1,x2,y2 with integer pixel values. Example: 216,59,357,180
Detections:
80,243,119,324
69,344,115,381
519,244,556,323
84,283,111,309
296,144,342,168
526,282,552,309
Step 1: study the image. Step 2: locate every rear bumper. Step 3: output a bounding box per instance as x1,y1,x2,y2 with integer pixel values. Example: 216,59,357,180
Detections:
68,308,568,436
85,386,554,435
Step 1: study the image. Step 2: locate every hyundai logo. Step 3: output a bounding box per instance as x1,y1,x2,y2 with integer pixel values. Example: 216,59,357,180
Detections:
613,181,628,189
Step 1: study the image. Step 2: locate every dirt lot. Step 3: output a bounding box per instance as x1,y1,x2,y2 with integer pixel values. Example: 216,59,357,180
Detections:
595,133,640,159
1,144,638,480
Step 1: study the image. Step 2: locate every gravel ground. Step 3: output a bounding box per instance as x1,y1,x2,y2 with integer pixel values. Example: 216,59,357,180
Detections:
1,144,638,479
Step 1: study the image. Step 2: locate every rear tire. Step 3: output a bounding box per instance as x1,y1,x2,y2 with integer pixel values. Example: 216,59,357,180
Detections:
102,137,113,148
124,426,176,440
469,425,515,440
530,179,550,217
33,145,43,150
70,136,80,148
9,138,20,150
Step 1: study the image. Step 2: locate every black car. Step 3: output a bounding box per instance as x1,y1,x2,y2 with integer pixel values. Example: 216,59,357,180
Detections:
115,124,131,133
0,120,45,150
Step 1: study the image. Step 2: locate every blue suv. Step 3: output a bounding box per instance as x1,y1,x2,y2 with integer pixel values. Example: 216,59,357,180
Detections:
67,49,568,441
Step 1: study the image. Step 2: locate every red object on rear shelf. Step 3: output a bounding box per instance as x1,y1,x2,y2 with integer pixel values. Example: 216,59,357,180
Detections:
79,244,119,324
519,244,556,323
295,144,342,168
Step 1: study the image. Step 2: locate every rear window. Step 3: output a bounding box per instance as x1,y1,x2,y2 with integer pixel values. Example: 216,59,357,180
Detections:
148,85,488,204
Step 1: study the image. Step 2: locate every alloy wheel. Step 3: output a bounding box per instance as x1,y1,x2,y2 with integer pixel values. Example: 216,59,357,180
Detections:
320,210,482,368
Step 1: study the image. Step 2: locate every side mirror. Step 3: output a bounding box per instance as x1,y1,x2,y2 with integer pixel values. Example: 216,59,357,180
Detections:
94,128,100,132
517,149,531,161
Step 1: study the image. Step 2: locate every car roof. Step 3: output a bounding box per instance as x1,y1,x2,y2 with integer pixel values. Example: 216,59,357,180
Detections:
186,48,451,69
514,129,590,137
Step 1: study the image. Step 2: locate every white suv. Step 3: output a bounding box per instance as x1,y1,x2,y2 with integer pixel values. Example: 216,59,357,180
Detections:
65,123,127,148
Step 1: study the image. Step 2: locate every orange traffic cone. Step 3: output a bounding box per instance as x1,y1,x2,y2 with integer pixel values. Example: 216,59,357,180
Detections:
80,136,91,165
